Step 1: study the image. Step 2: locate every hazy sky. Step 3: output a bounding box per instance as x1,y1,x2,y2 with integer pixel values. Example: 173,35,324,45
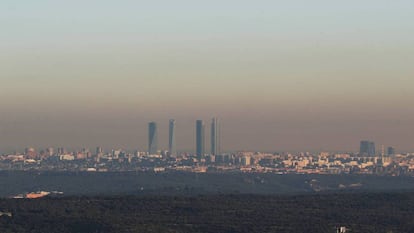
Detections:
1,1,413,153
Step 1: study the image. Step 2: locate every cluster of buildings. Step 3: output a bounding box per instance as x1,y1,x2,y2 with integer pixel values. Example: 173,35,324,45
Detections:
359,140,395,157
0,145,413,176
0,121,413,176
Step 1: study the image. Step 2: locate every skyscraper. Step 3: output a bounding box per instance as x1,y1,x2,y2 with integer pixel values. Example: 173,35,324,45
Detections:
169,119,176,156
148,122,158,155
211,117,220,155
368,141,376,156
360,140,375,156
196,120,205,157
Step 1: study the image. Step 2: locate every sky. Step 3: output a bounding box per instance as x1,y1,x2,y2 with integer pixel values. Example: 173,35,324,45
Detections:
1,0,413,153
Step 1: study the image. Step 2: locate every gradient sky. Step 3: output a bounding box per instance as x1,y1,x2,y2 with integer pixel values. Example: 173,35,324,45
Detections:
1,1,413,153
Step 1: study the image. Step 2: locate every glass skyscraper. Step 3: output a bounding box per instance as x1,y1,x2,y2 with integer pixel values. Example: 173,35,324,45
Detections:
169,119,176,156
148,122,158,155
196,120,205,157
211,117,220,155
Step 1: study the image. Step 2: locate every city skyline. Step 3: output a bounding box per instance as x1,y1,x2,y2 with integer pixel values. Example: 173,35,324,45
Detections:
0,117,400,156
0,115,405,154
1,1,414,152
1,2,413,232
0,144,400,156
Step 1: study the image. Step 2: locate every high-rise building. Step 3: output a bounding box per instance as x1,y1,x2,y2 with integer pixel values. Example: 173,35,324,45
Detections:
387,146,395,155
169,119,176,156
196,120,205,157
148,122,158,155
369,141,376,156
360,140,375,156
211,117,220,155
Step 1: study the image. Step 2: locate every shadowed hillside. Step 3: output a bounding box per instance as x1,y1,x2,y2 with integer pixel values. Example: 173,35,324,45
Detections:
1,193,414,233
1,171,414,197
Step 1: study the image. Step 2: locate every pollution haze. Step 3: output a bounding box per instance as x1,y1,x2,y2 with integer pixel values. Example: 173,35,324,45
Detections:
1,0,413,153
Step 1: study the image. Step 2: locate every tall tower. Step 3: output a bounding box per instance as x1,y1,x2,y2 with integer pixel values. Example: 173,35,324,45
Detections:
169,119,176,156
369,141,376,156
196,120,205,157
211,117,220,155
148,122,158,155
